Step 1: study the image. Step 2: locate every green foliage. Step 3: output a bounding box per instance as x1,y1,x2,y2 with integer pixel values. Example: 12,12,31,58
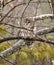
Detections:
38,43,54,59
0,42,10,52
0,25,7,35
0,42,10,65
46,34,54,40
0,24,54,65
16,43,54,65
32,51,42,61
0,39,54,65
18,51,30,65
0,59,8,65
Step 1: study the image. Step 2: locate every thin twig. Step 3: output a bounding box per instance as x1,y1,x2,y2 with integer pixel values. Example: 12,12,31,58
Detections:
0,36,54,44
20,0,32,25
0,56,14,65
2,0,14,7
0,22,32,31
0,2,26,22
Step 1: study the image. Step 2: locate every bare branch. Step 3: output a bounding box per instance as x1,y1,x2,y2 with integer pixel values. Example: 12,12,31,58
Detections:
0,22,32,31
0,27,54,43
25,14,53,21
0,26,54,57
0,56,14,65
0,38,54,58
0,36,54,44
3,0,14,7
35,27,54,35
20,0,32,23
0,2,25,22
0,40,24,57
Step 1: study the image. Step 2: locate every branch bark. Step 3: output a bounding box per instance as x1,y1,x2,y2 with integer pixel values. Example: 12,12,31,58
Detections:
0,2,25,22
3,0,14,7
0,38,54,58
0,40,24,57
35,27,54,35
0,0,54,60
0,26,54,57
0,27,54,43
0,22,32,31
0,37,54,57
25,14,53,21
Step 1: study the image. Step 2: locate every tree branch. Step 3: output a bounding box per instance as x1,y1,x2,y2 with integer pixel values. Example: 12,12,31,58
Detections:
0,22,32,31
2,0,14,7
0,27,54,43
35,27,54,35
0,2,25,22
0,36,54,44
0,56,14,65
0,26,54,57
0,38,54,58
0,40,24,57
25,14,53,21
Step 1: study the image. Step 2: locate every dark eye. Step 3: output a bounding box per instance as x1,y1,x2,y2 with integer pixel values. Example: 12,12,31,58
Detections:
27,21,30,23
25,19,30,23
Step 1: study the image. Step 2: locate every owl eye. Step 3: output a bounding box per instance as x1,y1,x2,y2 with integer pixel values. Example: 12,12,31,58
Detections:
27,21,30,23
25,19,30,23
